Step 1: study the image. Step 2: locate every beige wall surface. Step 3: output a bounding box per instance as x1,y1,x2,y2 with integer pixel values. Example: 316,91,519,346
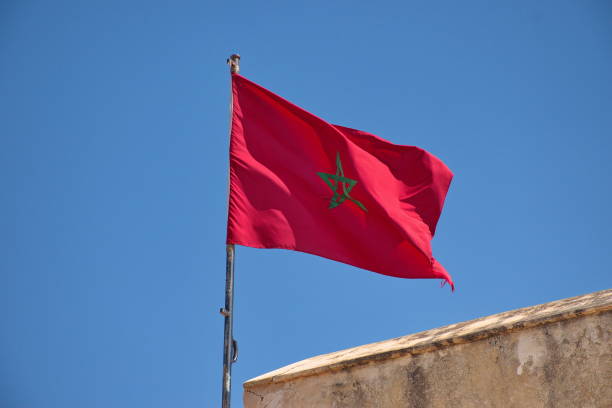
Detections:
244,290,611,408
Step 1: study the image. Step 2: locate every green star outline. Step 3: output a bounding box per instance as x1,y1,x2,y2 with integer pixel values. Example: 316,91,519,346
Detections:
316,152,368,212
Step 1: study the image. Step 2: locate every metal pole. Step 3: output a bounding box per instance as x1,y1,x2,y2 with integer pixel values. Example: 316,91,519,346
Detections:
220,244,236,408
221,54,240,408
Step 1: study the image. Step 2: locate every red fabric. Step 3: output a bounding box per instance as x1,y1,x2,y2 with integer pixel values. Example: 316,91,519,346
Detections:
227,74,454,289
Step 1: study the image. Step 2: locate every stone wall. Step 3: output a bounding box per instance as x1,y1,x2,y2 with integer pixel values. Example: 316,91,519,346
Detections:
244,289,611,408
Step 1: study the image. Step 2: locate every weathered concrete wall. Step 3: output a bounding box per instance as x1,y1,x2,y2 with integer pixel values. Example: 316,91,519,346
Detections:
244,289,611,408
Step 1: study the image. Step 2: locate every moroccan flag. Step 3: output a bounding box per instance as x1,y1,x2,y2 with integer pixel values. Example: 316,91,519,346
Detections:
227,74,454,289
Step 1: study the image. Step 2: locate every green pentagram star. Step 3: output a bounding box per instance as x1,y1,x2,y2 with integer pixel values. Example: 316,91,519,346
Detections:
316,152,367,212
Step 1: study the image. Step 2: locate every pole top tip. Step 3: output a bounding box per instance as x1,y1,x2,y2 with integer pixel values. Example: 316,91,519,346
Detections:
227,54,240,74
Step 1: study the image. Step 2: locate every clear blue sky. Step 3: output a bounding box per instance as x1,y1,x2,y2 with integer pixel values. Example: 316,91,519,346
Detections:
2,1,611,407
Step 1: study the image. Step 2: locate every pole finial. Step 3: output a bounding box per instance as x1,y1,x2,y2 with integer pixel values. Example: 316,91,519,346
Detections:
227,54,240,74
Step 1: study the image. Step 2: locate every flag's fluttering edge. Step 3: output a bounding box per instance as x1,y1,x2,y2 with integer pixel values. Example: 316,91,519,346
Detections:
227,74,454,290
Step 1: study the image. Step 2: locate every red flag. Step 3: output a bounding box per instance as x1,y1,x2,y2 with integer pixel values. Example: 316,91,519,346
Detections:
227,74,454,290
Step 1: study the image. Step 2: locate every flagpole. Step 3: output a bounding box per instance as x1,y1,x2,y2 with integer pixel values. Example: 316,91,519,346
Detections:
220,54,240,408
220,243,236,408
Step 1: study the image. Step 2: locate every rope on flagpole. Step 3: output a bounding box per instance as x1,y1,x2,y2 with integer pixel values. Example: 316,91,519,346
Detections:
220,53,240,408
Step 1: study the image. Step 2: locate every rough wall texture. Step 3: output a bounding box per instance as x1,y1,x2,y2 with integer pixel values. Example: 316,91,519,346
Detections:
244,289,612,408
